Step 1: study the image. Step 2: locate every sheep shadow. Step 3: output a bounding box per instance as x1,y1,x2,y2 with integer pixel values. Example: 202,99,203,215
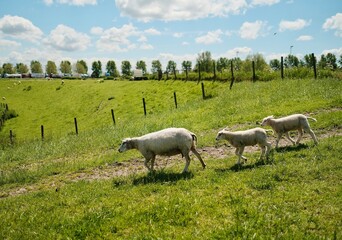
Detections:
216,151,276,173
132,171,194,185
275,143,309,152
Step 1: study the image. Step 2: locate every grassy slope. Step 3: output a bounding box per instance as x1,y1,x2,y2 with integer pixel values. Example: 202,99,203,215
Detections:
0,78,341,239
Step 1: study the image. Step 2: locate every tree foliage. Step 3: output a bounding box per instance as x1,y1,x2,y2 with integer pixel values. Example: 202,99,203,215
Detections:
46,61,57,75
60,61,72,74
196,51,213,72
91,60,102,78
216,57,229,73
136,60,147,74
121,60,132,77
30,60,43,73
16,63,29,74
105,60,118,77
151,60,162,74
76,60,88,74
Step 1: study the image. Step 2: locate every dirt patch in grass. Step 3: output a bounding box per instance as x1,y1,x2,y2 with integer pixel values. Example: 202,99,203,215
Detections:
2,127,341,198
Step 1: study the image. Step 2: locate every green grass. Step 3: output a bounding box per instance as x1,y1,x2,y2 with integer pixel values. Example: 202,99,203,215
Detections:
0,78,341,239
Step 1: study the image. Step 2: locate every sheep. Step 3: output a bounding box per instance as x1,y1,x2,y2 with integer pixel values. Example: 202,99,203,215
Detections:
261,114,318,148
118,127,206,173
216,127,272,165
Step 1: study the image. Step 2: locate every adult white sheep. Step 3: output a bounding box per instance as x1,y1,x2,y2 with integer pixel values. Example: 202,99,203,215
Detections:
216,127,272,165
118,127,206,173
261,114,318,148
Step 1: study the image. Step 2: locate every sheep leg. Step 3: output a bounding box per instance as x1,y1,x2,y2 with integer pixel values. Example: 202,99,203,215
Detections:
305,127,319,145
150,155,156,172
191,147,206,169
235,147,246,165
144,158,152,171
284,132,296,145
259,145,266,159
275,133,283,148
182,154,191,173
265,142,272,159
295,129,303,144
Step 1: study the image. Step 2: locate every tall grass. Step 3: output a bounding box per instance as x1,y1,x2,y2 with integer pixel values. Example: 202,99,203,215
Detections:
0,78,341,239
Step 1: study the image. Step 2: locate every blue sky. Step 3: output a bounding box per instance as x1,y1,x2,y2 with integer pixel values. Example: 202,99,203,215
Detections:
0,0,341,73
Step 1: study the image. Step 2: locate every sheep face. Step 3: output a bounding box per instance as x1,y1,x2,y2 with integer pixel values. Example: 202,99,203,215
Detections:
215,131,226,141
261,116,274,126
118,138,133,152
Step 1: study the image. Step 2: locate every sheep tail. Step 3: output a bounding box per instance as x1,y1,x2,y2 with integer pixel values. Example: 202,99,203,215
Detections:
190,132,198,146
307,117,317,122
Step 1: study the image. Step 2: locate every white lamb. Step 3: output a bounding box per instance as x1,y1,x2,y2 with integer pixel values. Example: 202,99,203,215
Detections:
216,127,272,165
261,114,318,148
118,127,206,173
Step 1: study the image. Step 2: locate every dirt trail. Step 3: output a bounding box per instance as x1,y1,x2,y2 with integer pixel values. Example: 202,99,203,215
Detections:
2,128,341,198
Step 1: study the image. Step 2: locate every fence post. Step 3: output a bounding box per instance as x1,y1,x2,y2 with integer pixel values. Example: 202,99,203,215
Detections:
111,109,116,125
213,60,216,81
142,98,147,116
74,117,78,135
312,53,317,79
230,61,235,90
281,56,284,79
198,63,201,83
10,129,13,144
41,125,44,141
252,61,256,82
174,92,178,109
201,82,206,99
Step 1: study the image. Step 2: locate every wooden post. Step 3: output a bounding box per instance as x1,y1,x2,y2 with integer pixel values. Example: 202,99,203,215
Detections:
201,82,205,99
41,125,44,141
312,53,317,79
111,109,116,125
230,61,235,90
142,98,147,116
173,92,178,109
281,56,284,79
74,117,78,135
10,129,13,144
198,63,201,83
213,60,216,81
252,61,256,82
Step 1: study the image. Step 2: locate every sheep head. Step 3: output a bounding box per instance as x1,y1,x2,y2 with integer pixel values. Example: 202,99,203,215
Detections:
118,138,134,152
261,116,274,126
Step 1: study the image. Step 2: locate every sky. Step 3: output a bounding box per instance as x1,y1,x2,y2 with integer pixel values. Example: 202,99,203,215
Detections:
0,0,341,73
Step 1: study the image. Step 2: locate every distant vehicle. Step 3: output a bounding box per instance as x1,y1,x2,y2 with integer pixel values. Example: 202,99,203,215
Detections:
132,69,147,80
4,73,22,78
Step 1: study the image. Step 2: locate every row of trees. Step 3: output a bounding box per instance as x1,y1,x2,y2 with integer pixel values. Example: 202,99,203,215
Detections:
1,52,342,79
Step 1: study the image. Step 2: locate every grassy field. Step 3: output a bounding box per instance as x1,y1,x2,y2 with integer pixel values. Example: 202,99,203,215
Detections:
0,78,341,239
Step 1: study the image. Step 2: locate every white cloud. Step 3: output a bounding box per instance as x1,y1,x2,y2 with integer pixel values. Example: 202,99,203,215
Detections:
225,47,252,58
251,0,280,6
90,26,103,35
321,47,342,56
44,24,91,51
140,43,153,50
173,32,183,38
0,39,21,48
279,19,310,32
115,0,248,22
323,13,342,37
44,0,97,6
195,29,223,44
297,35,313,41
0,15,43,42
144,28,161,35
95,23,139,52
239,21,267,39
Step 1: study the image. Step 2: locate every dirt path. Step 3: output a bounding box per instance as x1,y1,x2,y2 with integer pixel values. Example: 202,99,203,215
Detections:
2,128,341,198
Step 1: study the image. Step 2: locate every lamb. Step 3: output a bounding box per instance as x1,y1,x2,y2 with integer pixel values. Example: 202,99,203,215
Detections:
261,114,318,148
118,127,206,173
216,127,272,165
